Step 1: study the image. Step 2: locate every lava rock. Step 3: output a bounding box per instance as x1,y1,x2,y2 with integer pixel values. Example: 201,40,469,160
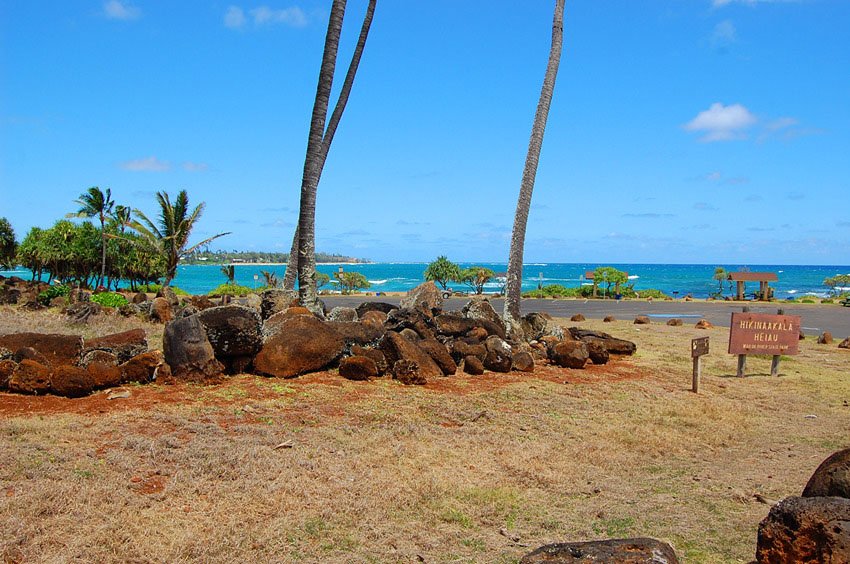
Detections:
8,359,52,394
0,332,83,366
756,496,850,563
254,315,345,378
521,538,680,563
83,328,147,363
462,355,484,375
163,314,224,381
551,340,589,369
803,448,850,499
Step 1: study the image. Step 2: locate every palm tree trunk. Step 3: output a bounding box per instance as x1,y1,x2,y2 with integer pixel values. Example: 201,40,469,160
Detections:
100,224,107,289
295,0,376,310
282,225,299,290
503,0,565,334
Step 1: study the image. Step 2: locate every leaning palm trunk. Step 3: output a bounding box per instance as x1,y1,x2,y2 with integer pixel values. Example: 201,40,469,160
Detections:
503,0,565,334
292,0,376,307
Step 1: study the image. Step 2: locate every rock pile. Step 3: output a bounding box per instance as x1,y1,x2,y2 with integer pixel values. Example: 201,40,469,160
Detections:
0,328,163,398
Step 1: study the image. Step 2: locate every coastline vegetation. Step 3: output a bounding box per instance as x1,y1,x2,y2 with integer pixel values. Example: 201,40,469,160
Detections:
183,250,368,265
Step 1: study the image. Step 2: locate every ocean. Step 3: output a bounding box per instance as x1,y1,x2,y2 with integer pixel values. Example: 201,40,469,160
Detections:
5,263,847,299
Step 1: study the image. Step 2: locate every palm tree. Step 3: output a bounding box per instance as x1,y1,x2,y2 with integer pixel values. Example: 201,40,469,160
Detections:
286,0,377,304
67,186,114,288
221,264,236,284
503,0,565,334
133,190,229,287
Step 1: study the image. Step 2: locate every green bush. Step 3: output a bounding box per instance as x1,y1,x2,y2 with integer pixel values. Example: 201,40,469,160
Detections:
522,284,592,299
38,284,71,305
91,292,129,308
622,288,668,299
208,283,254,297
801,298,816,304
821,298,834,304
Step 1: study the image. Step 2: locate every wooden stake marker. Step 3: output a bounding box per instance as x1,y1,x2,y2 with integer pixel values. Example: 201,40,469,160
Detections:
691,336,709,393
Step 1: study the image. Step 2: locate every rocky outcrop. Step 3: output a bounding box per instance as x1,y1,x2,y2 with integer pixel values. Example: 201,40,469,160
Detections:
83,328,147,363
0,332,83,366
163,315,224,381
378,331,442,381
756,496,850,563
521,538,680,563
254,315,345,378
803,448,850,499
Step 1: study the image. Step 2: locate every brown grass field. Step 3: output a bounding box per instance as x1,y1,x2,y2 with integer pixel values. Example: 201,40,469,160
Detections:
1,307,849,563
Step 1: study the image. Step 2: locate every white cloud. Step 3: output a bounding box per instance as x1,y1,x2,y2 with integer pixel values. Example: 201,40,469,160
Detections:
182,162,209,172
684,102,757,142
120,156,171,172
712,0,799,7
224,6,247,29
250,6,308,27
226,5,309,29
706,171,723,182
711,20,737,47
765,117,798,131
104,0,140,21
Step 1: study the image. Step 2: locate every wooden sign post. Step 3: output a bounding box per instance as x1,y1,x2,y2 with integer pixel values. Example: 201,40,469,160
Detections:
728,309,800,377
691,336,709,393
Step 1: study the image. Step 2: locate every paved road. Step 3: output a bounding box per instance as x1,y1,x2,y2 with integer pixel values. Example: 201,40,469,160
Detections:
322,296,850,337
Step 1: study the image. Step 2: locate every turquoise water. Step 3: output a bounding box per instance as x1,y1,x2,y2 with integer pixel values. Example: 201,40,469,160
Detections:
6,263,847,299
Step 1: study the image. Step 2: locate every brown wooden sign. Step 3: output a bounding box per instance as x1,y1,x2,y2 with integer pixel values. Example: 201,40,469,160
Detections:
728,312,800,355
691,337,709,358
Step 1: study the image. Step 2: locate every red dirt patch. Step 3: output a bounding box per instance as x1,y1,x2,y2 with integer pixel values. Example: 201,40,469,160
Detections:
0,358,648,418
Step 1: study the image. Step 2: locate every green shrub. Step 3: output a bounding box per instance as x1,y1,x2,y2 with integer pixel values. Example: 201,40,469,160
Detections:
801,298,816,304
38,284,71,305
91,292,129,308
622,288,668,299
208,283,254,297
821,298,834,304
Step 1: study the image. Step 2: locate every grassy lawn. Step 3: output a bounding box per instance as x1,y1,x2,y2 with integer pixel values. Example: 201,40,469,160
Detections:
1,313,849,563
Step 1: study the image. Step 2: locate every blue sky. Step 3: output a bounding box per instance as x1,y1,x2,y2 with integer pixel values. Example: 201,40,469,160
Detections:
2,0,848,264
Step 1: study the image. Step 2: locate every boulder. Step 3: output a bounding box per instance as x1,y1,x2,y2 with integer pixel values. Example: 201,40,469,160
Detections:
483,336,513,373
338,356,379,381
86,361,123,389
80,349,119,368
587,340,610,365
163,315,224,381
512,351,535,372
328,306,358,322
839,338,850,350
434,314,506,340
50,365,95,398
462,298,506,335
399,328,420,342
13,347,51,366
188,295,216,311
450,340,487,363
360,310,387,328
83,328,147,363
567,328,637,356
392,359,425,385
198,305,263,360
465,326,489,343
0,359,16,390
385,308,436,340
603,315,616,322
378,331,442,381
156,285,180,309
522,312,564,340
8,360,52,394
399,281,443,317
695,319,713,330
570,314,586,322
0,332,83,366
330,321,385,347
417,339,457,376
803,448,850,499
551,340,589,369
350,345,388,375
462,355,484,375
243,293,262,312
521,538,680,564
355,302,396,318
819,331,834,345
120,351,166,384
254,316,345,378
634,315,650,325
666,318,683,327
131,291,148,304
756,496,850,563
149,297,172,323
263,307,316,338
260,289,299,320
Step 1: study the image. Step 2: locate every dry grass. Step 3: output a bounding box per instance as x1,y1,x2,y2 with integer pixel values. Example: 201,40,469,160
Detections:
1,314,849,563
